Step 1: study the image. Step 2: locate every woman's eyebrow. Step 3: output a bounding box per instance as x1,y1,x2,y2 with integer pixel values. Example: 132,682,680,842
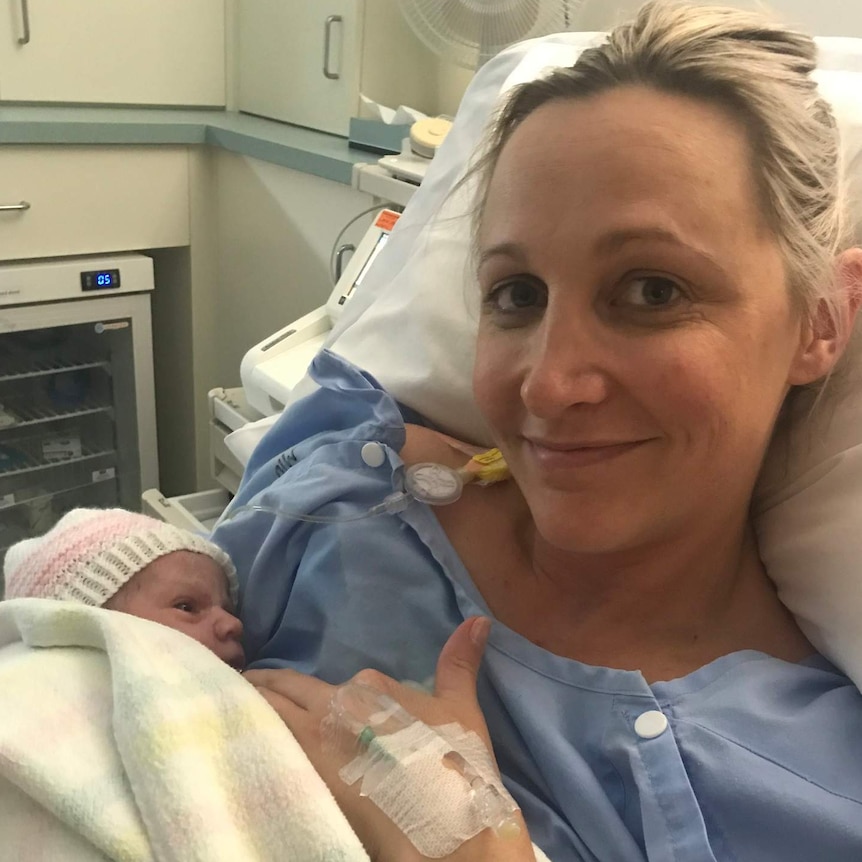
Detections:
595,227,728,275
477,241,526,269
478,228,731,287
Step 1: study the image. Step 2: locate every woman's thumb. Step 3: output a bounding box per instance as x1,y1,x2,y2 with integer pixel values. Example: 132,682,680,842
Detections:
434,616,491,703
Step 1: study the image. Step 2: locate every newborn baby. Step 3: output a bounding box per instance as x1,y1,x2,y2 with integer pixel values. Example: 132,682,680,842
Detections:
3,507,245,669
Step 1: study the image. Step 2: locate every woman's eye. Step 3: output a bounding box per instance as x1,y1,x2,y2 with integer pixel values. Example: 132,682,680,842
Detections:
484,279,547,314
619,276,683,308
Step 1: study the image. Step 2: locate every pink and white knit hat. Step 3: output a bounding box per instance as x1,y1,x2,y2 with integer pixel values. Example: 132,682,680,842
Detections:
3,508,237,607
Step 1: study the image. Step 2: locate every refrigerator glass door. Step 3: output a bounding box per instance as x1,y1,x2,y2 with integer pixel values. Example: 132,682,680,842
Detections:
0,295,155,591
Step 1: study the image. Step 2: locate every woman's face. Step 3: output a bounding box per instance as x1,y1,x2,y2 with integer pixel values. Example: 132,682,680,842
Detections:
473,86,824,554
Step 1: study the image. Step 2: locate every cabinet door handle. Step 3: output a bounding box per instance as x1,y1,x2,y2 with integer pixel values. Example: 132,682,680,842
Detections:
323,14,342,80
17,0,30,45
0,201,30,211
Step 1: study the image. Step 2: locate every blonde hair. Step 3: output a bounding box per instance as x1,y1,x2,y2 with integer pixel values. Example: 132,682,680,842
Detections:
472,0,853,336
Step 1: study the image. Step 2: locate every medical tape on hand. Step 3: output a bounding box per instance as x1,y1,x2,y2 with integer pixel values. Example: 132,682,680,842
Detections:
323,683,519,858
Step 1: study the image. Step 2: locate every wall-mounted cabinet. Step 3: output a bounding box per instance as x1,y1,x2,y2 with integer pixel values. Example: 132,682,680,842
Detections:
237,0,437,136
0,0,225,106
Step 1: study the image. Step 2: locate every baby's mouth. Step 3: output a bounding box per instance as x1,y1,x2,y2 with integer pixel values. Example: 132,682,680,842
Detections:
226,647,246,671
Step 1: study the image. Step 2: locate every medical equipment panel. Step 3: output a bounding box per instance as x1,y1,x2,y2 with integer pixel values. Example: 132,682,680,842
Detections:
241,209,400,416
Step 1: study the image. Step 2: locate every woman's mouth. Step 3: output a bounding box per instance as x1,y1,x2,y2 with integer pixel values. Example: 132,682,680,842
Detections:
525,438,648,469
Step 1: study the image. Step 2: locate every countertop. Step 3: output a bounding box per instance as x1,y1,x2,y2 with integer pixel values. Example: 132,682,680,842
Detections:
0,106,377,185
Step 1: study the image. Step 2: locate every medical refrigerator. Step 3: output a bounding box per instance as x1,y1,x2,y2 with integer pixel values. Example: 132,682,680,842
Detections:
0,254,158,591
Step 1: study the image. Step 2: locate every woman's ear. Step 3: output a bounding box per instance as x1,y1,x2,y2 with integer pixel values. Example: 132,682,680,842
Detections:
788,248,862,386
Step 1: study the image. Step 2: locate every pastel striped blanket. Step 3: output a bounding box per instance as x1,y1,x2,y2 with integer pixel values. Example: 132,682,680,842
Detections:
0,598,369,862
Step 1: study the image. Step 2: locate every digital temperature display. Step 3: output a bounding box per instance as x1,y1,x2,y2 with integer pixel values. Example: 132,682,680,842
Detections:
80,269,121,291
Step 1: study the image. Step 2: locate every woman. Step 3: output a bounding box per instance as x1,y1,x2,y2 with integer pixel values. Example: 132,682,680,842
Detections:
216,2,862,859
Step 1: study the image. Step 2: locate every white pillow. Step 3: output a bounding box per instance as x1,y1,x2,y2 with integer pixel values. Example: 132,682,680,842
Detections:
753,52,862,687
320,34,862,687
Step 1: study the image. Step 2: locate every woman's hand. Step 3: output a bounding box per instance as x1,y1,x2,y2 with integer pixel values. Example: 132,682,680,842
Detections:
244,617,535,862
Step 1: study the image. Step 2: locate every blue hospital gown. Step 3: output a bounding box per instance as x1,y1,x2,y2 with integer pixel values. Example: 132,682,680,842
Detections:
213,350,862,862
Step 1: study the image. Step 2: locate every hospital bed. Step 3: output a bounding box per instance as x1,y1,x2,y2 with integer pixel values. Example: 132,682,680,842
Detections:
145,29,862,696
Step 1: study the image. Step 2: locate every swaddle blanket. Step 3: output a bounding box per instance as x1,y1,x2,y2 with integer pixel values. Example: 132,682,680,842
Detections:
0,597,369,862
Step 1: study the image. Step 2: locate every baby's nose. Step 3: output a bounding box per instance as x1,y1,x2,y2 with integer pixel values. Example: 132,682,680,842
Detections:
215,608,244,641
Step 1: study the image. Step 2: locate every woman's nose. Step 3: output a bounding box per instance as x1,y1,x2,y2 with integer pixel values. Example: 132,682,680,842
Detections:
520,316,610,418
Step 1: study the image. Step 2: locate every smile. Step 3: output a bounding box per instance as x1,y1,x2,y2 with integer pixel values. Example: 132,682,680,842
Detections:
525,438,648,469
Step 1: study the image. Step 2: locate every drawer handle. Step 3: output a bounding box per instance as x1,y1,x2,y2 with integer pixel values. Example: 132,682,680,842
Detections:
17,0,30,45
0,201,31,211
323,14,342,80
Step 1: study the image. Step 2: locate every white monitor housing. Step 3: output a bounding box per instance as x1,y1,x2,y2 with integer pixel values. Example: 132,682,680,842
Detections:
240,209,399,416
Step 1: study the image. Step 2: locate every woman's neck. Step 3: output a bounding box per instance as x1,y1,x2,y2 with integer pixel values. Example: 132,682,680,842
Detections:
522,506,812,680
440,482,813,682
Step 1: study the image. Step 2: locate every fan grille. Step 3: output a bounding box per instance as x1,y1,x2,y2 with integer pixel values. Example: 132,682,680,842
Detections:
399,0,583,68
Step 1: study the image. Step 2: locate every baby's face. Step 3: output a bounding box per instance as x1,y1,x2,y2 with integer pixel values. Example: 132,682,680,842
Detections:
105,551,245,669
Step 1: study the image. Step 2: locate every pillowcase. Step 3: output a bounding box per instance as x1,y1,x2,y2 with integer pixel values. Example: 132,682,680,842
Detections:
327,35,862,687
753,54,862,687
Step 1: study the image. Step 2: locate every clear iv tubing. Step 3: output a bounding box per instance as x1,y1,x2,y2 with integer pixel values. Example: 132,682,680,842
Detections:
211,459,478,529
212,490,414,529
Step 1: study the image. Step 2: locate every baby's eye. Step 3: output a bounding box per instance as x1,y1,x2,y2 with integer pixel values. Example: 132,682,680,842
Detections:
174,601,196,614
618,275,683,308
484,279,547,314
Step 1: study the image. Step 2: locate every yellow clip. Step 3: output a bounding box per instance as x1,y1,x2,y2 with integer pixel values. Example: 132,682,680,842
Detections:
461,448,510,486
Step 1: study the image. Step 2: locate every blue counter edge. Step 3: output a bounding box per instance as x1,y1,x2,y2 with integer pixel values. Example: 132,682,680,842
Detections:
0,106,377,186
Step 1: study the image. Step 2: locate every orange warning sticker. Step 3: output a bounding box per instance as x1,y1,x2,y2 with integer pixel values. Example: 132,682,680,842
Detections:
375,210,400,232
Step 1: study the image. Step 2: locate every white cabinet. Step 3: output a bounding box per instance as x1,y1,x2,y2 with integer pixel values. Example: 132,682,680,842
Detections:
0,146,190,261
0,0,225,106
237,0,437,136
239,0,358,136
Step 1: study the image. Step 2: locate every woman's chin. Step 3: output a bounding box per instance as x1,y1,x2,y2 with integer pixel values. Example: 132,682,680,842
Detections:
529,500,646,556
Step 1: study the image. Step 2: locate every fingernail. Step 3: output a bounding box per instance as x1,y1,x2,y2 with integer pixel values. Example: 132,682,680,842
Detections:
470,616,491,647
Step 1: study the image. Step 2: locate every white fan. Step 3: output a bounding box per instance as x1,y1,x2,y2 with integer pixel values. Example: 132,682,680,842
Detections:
397,0,585,69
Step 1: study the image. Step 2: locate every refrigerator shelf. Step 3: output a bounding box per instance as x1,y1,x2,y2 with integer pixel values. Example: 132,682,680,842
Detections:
0,472,116,512
0,356,108,384
0,399,112,430
0,437,115,478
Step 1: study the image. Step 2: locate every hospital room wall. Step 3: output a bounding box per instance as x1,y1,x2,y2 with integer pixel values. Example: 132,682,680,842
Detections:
210,151,375,391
